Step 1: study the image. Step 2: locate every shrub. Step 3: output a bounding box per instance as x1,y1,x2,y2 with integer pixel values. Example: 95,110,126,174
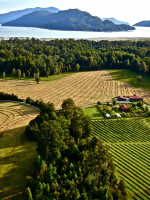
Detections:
105,106,112,114
122,112,126,117
26,97,32,104
137,101,143,107
97,101,101,105
115,107,118,112
145,106,149,112
147,111,150,117
112,98,117,105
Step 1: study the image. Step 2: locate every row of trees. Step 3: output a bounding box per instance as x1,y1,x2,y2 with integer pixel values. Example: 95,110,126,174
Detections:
0,38,150,77
25,98,127,200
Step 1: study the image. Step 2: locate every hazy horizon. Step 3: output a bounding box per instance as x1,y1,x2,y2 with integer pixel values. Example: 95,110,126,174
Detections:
0,0,149,25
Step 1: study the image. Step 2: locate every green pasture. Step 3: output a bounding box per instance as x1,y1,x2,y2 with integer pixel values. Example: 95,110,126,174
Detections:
109,69,150,90
92,118,150,200
0,102,39,200
82,106,103,119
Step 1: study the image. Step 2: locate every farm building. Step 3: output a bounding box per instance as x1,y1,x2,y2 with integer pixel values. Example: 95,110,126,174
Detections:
117,96,126,101
129,94,143,101
120,105,131,111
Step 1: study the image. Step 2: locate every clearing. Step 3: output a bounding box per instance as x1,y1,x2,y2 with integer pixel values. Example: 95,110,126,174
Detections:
0,102,39,200
0,71,150,109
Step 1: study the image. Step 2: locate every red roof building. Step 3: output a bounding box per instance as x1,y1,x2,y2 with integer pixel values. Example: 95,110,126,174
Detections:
120,105,131,111
117,96,126,101
129,94,143,101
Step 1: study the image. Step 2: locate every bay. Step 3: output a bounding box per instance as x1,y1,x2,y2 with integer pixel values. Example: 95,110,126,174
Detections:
0,25,150,39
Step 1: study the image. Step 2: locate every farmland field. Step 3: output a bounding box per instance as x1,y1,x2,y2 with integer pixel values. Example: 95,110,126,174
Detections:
92,118,150,200
0,102,39,200
0,71,150,110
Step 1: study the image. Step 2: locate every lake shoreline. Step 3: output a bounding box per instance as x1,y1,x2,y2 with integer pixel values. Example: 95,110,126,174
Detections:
0,37,150,41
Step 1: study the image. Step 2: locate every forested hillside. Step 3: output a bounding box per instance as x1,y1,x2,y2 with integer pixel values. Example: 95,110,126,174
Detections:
2,9,135,32
0,38,150,77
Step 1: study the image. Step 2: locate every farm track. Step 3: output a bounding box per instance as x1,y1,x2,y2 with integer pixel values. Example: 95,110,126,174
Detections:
0,71,150,109
0,102,39,200
92,119,150,200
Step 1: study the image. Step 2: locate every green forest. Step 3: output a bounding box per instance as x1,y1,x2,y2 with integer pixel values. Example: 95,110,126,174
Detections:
0,38,150,78
25,98,127,200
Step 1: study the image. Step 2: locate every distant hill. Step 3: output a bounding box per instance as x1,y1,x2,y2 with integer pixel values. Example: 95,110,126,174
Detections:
0,7,59,24
102,17,130,25
2,9,135,32
133,20,150,27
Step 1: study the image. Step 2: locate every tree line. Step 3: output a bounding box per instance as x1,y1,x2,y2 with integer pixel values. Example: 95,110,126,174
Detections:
25,98,128,200
0,38,150,78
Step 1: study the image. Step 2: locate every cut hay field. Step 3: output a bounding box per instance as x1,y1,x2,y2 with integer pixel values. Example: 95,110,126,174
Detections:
92,119,150,200
0,71,150,110
0,102,39,200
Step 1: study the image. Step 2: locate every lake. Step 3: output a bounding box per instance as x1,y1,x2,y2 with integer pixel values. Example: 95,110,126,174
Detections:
0,25,150,39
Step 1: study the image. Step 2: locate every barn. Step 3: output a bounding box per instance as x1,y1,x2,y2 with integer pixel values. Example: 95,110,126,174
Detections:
120,105,131,111
129,94,143,102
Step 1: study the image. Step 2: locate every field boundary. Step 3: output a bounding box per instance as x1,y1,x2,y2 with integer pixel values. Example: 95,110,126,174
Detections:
0,100,41,112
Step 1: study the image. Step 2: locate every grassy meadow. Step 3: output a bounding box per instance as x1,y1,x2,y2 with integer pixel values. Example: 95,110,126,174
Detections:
82,106,103,119
109,69,150,90
0,102,39,200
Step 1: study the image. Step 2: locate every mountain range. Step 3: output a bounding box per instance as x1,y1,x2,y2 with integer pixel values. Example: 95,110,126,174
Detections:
2,9,135,32
133,20,150,27
102,18,130,25
0,7,59,24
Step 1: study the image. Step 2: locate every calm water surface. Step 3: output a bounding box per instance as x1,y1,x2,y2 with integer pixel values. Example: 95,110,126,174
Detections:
0,25,150,39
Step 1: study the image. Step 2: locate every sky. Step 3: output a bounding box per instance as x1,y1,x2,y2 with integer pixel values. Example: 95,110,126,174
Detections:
0,0,149,24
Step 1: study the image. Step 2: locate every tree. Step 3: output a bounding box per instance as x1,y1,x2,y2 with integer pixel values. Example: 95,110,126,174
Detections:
143,64,149,77
26,70,30,77
3,71,5,79
11,68,16,78
25,187,33,200
35,77,40,84
139,61,147,74
16,69,21,79
22,73,25,79
62,98,75,110
75,63,80,72
45,71,49,81
136,76,142,84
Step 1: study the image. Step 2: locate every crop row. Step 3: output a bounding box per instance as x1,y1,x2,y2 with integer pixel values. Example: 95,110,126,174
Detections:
92,118,150,143
108,143,150,200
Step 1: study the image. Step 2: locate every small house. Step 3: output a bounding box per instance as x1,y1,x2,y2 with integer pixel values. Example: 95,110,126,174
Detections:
117,96,126,101
129,94,143,102
120,105,131,111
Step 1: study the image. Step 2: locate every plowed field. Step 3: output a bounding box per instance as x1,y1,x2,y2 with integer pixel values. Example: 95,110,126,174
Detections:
0,71,150,109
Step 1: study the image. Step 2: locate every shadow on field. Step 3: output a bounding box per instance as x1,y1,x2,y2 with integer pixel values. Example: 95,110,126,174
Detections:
109,69,150,90
0,126,37,200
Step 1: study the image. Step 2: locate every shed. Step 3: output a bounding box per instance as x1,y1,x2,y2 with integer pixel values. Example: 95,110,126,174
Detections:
120,105,131,111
